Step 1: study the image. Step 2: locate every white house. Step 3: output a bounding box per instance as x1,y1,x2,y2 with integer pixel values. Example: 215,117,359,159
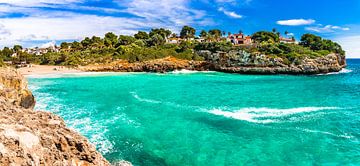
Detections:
227,33,253,45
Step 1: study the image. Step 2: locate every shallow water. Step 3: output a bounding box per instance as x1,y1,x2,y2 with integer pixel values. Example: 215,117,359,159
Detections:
28,59,360,165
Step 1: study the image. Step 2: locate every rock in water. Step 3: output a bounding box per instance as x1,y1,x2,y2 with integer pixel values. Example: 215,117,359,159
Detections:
0,68,129,166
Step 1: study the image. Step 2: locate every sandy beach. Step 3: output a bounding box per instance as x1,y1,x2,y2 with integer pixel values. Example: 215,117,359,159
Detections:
17,65,82,75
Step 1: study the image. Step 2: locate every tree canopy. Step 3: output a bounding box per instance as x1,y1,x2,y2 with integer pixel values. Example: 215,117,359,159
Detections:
300,33,344,55
251,31,280,43
180,26,196,39
134,31,149,40
0,27,345,67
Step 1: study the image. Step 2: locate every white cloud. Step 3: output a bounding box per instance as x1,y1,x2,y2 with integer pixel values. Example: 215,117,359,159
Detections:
277,19,315,26
0,0,83,7
336,35,360,59
306,25,350,33
0,0,215,48
287,33,294,36
0,14,154,47
218,7,242,19
40,41,56,48
119,0,212,27
215,0,252,5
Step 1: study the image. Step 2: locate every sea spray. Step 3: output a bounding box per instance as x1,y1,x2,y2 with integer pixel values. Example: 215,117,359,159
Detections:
208,107,341,123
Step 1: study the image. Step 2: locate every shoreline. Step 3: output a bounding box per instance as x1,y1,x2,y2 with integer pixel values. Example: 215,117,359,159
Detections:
17,64,352,77
17,65,82,75
21,66,352,79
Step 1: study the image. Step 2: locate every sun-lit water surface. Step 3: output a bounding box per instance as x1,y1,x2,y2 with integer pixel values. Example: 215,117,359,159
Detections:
28,59,360,165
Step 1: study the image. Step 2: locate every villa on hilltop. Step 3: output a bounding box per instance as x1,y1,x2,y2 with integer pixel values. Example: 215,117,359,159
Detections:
166,33,296,45
279,37,296,44
24,46,60,56
226,33,252,45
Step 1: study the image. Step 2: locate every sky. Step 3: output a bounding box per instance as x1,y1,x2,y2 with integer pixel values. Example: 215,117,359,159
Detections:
0,0,359,58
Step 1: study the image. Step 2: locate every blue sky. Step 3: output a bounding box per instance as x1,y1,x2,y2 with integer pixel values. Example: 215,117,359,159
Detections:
0,0,359,58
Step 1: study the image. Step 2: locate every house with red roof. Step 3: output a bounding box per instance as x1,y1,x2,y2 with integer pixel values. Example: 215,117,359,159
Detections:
227,33,253,45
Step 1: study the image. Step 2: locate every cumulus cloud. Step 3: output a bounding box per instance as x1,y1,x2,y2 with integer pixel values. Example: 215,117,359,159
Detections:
336,35,360,58
120,0,212,25
0,0,214,47
306,25,350,33
218,7,242,19
277,19,315,26
215,0,252,5
0,14,155,46
40,41,56,48
286,33,294,36
0,0,83,7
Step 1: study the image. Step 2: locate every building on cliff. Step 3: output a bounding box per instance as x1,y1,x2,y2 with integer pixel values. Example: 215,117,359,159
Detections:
279,37,296,44
227,33,253,45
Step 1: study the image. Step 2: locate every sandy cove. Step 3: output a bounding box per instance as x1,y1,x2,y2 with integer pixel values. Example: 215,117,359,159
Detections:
17,65,82,75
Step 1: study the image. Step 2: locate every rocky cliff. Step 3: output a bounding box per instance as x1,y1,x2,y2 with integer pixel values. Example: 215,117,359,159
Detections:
0,68,131,166
198,50,346,75
0,68,35,109
80,51,346,75
80,57,210,73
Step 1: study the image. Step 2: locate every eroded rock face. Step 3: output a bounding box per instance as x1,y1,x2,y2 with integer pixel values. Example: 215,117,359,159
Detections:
80,57,210,73
0,68,35,109
198,50,346,75
0,68,117,166
81,52,346,75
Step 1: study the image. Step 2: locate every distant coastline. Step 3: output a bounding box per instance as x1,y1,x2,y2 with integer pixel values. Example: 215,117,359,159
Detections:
3,26,347,75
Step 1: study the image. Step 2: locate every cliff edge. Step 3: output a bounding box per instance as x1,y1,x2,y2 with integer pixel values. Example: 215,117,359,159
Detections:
0,68,128,166
80,51,346,75
198,50,346,75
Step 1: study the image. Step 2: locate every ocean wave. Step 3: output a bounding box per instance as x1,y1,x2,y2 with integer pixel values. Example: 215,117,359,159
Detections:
317,68,353,75
33,93,121,155
208,107,341,124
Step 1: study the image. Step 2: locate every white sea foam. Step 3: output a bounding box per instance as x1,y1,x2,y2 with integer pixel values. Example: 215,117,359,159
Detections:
209,107,341,124
34,92,118,154
317,68,353,75
130,91,202,110
170,69,215,74
299,128,354,139
130,91,162,104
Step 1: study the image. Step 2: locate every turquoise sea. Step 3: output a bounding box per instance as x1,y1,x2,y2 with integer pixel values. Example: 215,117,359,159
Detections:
28,59,360,165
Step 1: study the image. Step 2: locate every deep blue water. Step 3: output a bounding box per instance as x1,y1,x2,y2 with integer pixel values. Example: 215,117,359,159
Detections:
28,59,360,165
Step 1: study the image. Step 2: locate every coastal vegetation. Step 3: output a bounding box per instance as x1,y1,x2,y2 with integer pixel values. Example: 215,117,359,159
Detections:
0,26,345,67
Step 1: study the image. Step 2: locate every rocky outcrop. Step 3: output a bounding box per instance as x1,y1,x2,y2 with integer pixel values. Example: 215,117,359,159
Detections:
80,57,210,73
0,68,35,109
197,50,346,75
0,68,119,166
80,51,346,75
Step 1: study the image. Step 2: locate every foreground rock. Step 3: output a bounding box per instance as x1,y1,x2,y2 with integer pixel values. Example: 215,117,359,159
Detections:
0,68,123,166
0,68,35,109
